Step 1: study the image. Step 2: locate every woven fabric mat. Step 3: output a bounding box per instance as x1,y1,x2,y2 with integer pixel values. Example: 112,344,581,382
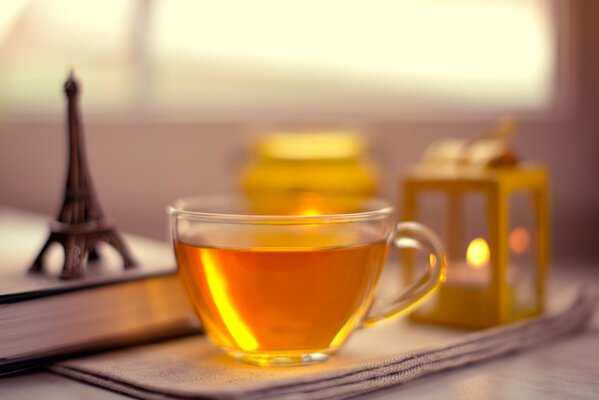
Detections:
50,289,596,400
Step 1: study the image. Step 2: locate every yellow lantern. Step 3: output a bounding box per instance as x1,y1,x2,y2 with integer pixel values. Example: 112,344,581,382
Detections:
401,121,549,328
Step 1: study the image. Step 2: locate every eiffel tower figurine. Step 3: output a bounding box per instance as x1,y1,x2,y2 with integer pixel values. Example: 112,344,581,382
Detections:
29,71,136,279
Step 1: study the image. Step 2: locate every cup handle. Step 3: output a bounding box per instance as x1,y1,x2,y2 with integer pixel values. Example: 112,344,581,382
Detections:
362,222,446,328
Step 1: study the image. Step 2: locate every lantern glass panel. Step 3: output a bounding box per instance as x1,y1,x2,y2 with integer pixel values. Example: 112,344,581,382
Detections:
405,191,447,314
461,193,491,280
446,193,494,327
508,191,538,316
415,191,448,247
410,191,496,325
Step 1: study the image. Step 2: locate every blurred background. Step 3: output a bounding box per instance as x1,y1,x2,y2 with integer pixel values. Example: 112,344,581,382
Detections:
0,0,597,262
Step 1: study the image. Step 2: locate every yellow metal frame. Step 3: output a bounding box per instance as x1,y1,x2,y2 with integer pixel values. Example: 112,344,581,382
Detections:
402,164,549,328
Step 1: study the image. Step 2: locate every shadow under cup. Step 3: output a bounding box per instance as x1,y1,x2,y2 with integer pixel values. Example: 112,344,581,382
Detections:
168,195,443,367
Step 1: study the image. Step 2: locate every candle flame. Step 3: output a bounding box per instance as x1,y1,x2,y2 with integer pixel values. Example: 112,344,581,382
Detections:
466,238,490,269
298,206,322,216
293,193,324,216
509,226,530,255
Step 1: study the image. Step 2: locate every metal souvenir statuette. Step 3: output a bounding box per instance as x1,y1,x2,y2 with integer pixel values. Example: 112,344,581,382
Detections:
29,71,136,279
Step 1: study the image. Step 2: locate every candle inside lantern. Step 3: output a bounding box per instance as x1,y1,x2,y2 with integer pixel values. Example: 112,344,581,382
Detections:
293,193,325,216
445,237,490,287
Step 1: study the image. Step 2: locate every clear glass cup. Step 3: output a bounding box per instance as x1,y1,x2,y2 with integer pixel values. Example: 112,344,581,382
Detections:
168,195,445,366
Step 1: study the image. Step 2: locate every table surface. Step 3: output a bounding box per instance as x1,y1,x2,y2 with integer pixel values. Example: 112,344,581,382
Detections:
1,209,598,400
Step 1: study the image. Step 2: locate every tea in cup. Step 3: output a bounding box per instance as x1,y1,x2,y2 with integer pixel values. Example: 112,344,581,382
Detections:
169,195,445,366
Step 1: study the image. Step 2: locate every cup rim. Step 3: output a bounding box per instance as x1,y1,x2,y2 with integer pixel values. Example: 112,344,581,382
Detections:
167,194,394,224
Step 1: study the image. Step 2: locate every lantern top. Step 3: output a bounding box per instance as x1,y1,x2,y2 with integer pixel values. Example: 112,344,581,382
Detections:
421,117,519,169
403,163,548,193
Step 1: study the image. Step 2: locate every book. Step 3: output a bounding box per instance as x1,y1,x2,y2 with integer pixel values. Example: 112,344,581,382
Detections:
0,208,199,375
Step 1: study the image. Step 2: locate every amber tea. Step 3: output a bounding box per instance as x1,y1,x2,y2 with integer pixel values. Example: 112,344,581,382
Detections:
175,240,387,358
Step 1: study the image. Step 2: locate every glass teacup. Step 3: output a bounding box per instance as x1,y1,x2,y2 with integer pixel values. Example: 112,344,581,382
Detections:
168,195,445,366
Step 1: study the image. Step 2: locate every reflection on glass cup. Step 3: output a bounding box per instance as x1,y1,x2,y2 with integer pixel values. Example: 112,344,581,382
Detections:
168,195,445,366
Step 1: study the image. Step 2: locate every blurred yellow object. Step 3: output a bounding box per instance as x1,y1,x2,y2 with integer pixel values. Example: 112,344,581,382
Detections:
242,132,379,211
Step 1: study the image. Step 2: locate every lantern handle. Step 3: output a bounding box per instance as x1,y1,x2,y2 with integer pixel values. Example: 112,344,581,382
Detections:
362,222,446,327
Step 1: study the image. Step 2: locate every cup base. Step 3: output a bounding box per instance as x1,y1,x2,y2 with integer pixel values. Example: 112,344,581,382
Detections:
227,350,330,367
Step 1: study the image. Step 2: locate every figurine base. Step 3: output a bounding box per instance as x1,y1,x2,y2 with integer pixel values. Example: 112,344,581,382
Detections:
30,219,136,280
